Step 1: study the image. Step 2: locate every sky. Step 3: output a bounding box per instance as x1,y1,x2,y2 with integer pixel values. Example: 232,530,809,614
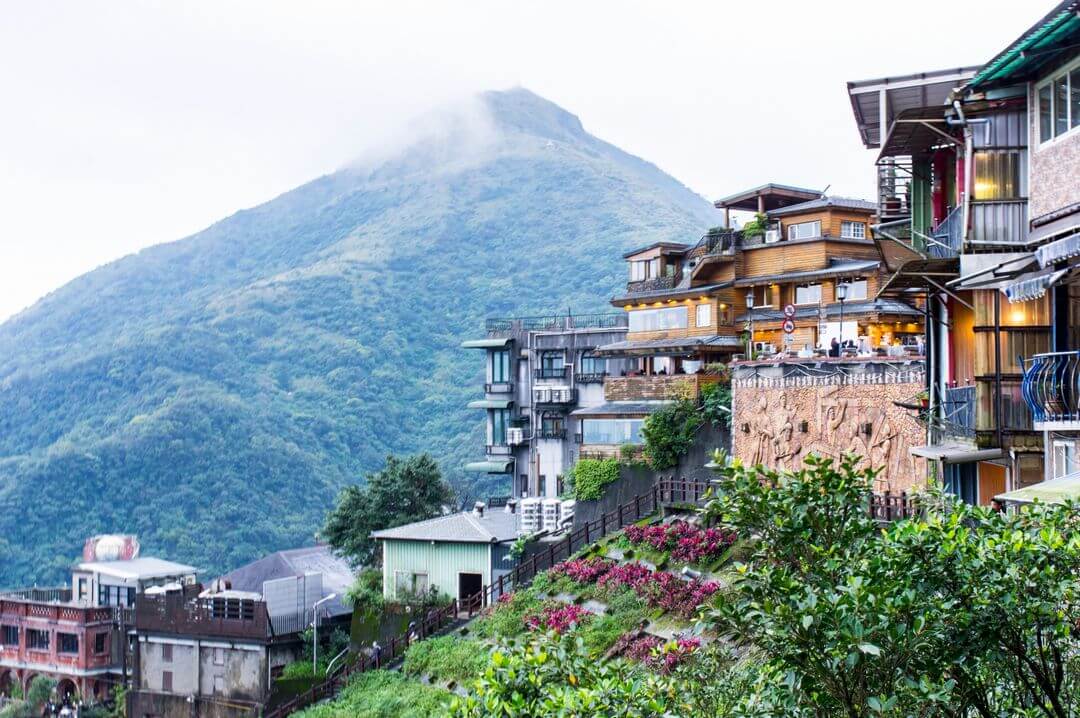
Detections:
0,0,1047,322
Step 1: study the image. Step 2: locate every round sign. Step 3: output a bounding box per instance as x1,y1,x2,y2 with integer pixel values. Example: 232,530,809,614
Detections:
783,303,796,318
782,318,796,334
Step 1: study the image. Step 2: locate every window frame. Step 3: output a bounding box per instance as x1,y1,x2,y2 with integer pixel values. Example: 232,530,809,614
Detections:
1,625,18,647
57,632,79,655
794,284,822,306
27,628,50,652
695,303,711,328
490,408,509,445
579,351,606,376
1036,56,1080,145
840,221,866,239
627,306,688,332
787,220,821,241
837,278,868,301
490,349,510,384
94,632,108,655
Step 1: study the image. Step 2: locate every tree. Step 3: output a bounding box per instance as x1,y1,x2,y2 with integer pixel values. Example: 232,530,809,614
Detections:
640,398,703,470
322,454,455,566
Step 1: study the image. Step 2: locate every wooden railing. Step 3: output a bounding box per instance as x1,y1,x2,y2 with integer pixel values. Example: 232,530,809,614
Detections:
266,478,920,718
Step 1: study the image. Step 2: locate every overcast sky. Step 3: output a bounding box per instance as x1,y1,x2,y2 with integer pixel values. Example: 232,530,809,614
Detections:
0,1,1045,321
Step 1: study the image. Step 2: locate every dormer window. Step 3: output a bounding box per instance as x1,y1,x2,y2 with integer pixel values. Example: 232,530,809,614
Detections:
630,258,660,281
787,220,821,240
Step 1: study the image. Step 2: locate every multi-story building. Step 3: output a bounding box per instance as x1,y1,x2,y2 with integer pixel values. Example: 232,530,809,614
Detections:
0,537,196,702
462,313,632,499
845,4,1080,502
956,2,1080,488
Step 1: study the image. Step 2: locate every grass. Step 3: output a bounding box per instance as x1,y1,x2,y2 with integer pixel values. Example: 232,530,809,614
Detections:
402,634,490,685
292,670,451,718
469,591,543,640
578,587,649,655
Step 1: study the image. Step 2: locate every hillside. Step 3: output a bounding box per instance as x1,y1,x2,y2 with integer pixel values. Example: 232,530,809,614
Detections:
0,88,717,585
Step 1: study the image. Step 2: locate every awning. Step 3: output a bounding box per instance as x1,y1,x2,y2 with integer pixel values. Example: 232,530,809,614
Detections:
995,471,1080,505
1029,213,1080,248
877,106,961,161
876,257,959,298
737,299,921,323
464,460,514,474
461,338,512,349
1004,268,1071,303
1035,230,1080,268
966,2,1080,93
909,444,1003,464
570,401,671,417
593,335,742,357
949,254,1038,291
847,67,979,148
467,399,513,410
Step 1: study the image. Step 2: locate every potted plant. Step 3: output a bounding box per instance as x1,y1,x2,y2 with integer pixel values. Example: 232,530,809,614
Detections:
915,389,929,408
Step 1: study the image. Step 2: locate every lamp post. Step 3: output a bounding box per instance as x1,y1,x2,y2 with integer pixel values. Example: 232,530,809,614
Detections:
745,291,755,359
312,593,337,674
836,282,848,353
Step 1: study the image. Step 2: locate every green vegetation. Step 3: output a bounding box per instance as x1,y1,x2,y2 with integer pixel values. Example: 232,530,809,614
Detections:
402,635,490,685
323,454,453,566
344,567,385,612
700,380,732,428
292,670,451,718
640,398,703,469
0,88,714,585
568,457,620,501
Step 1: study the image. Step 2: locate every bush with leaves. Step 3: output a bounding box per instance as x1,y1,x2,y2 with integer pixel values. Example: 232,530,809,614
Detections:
569,458,621,501
344,567,384,612
700,380,732,428
640,398,703,470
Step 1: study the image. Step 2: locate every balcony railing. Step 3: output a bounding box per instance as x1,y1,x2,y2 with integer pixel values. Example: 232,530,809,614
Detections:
535,366,570,380
486,444,513,456
575,372,608,384
485,313,628,336
626,271,680,295
877,158,914,221
484,381,513,394
603,373,722,402
0,587,72,604
931,205,965,258
134,593,272,641
934,385,976,440
1022,351,1080,427
537,428,567,440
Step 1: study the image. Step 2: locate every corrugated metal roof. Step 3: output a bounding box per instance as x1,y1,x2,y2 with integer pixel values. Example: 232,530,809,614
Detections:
593,335,743,356
76,557,198,581
570,400,672,417
737,299,922,323
467,399,513,409
218,545,354,617
612,281,732,304
767,197,877,217
372,510,520,543
967,1,1080,92
461,337,513,349
464,460,514,474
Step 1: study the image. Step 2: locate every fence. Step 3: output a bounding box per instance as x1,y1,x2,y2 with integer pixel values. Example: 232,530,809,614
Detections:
266,478,918,718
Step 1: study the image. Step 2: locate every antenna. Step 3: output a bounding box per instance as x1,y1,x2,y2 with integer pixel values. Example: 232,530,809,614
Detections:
820,184,831,198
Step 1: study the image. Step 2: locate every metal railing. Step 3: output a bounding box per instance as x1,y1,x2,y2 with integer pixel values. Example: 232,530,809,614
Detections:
485,313,628,335
877,158,913,221
1022,351,1080,425
931,205,965,258
535,366,570,380
486,444,513,456
486,496,512,508
941,385,976,437
576,372,608,384
484,381,513,394
537,428,567,440
0,587,72,604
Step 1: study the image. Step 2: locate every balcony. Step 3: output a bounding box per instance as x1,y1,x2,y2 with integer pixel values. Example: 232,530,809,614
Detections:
603,373,722,402
134,593,273,641
929,385,976,443
626,272,680,295
535,366,570,381
1023,351,1080,430
484,381,514,394
537,428,567,440
485,313,628,336
486,444,513,456
576,372,608,384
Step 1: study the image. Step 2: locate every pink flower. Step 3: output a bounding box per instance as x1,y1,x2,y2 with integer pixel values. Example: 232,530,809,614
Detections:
525,603,590,634
549,557,614,584
624,522,736,564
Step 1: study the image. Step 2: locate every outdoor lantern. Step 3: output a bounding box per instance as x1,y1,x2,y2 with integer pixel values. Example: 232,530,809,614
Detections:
836,282,849,302
746,292,754,308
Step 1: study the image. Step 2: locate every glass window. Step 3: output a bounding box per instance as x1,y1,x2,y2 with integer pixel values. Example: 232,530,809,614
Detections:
695,303,711,328
1,625,18,647
540,413,565,437
94,632,107,654
840,221,865,239
1072,69,1080,130
394,571,428,595
837,278,868,301
746,286,772,308
1039,84,1053,142
27,629,49,651
539,352,564,377
973,150,1022,200
580,353,606,375
627,306,688,332
1055,75,1069,137
490,349,510,383
581,419,644,445
491,409,508,445
629,259,659,281
795,284,822,305
787,220,821,240
162,671,173,693
58,633,79,654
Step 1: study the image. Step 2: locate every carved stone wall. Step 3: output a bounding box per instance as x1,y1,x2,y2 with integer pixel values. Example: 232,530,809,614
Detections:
731,360,928,493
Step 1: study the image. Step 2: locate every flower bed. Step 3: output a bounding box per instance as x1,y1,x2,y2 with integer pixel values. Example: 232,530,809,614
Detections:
611,634,702,674
623,521,737,564
548,557,615,584
525,603,590,634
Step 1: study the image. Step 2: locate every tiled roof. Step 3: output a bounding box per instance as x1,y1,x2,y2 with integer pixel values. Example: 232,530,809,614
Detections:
371,510,520,544
767,196,877,217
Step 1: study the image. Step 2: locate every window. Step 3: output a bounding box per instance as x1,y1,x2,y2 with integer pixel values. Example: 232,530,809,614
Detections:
518,474,529,496
57,632,78,654
973,150,1024,200
490,349,510,383
787,220,821,240
162,671,173,693
94,633,107,654
490,408,508,445
394,571,428,596
794,284,822,305
540,413,565,438
629,258,660,281
580,352,606,376
98,584,136,607
695,303,711,328
162,643,173,662
581,419,644,445
539,352,565,378
1038,65,1080,143
840,221,865,239
1,625,18,647
746,286,772,308
27,629,49,651
213,647,225,666
628,306,688,332
77,577,88,602
213,675,225,695
837,278,868,301
1053,440,1078,479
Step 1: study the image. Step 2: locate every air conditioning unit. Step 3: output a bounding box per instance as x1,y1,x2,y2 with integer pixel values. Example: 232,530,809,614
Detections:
552,388,572,403
533,388,551,404
519,498,542,534
542,499,562,532
560,500,575,525
764,229,781,243
754,342,777,355
507,427,524,445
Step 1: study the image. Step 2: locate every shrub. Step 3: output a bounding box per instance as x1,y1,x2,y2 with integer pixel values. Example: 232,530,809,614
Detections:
700,381,732,428
599,563,718,618
641,399,703,470
569,458,620,501
524,603,590,634
470,590,541,640
294,669,450,718
612,634,701,674
345,568,385,612
548,557,614,584
623,521,736,564
26,678,55,708
402,635,489,684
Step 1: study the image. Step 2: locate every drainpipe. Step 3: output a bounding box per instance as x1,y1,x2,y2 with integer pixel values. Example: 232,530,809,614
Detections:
994,291,1004,451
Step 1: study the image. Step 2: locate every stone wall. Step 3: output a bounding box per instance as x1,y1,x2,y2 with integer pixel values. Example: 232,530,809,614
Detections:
603,374,720,401
731,359,927,493
1029,82,1080,223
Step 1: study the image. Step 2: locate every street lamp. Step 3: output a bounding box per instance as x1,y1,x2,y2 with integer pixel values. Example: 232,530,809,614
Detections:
745,290,755,359
312,593,337,674
836,282,848,353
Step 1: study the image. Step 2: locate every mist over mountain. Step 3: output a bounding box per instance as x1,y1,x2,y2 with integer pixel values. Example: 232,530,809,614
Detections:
0,88,716,585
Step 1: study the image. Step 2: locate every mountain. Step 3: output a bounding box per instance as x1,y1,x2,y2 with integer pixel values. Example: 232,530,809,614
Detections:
0,88,716,585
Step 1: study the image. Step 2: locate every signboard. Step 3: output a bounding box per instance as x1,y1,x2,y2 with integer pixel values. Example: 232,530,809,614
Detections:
783,303,796,318
782,318,796,334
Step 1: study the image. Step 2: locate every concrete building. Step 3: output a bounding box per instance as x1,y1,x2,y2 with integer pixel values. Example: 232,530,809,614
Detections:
462,313,633,499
